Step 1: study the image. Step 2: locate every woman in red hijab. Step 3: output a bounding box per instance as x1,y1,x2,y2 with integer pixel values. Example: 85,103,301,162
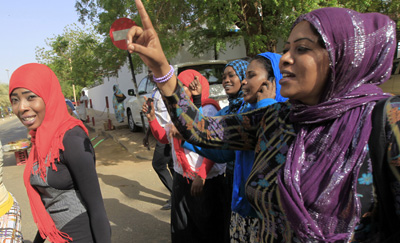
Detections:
9,63,111,243
142,69,225,242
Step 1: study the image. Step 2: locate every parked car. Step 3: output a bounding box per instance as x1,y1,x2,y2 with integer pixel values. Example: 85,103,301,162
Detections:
125,60,229,132
379,58,400,95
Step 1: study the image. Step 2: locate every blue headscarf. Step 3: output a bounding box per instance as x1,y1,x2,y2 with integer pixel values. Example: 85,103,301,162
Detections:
225,59,249,114
256,52,288,102
231,52,287,218
113,84,123,96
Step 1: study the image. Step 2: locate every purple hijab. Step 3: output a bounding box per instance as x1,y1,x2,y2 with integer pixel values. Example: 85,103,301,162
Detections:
277,8,396,241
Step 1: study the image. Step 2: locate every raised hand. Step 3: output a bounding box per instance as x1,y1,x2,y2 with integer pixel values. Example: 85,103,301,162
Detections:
141,96,156,121
189,76,202,96
257,79,276,102
127,0,176,96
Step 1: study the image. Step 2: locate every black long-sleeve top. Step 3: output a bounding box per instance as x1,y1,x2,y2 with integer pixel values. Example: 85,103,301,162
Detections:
32,126,111,243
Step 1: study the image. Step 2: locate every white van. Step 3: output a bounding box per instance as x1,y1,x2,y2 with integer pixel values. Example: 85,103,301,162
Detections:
125,60,228,132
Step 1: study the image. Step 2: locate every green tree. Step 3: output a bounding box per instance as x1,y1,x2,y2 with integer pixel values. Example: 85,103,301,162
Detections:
0,84,11,116
35,24,126,98
75,0,191,76
76,0,399,60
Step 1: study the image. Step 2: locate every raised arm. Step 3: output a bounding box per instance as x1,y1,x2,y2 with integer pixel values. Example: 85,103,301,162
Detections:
127,0,176,96
142,97,169,144
127,0,282,151
164,82,269,151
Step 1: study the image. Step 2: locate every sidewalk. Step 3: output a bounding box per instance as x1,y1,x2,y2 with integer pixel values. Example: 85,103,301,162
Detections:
84,108,156,161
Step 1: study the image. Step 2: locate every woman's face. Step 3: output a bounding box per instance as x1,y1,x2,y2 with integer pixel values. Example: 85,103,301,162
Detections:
279,21,330,105
242,59,269,104
222,66,242,97
10,88,46,130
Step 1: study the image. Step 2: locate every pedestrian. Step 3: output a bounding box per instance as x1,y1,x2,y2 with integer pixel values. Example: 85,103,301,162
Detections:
127,2,400,242
143,69,226,242
9,63,111,243
216,59,250,203
112,84,126,123
181,59,250,242
0,140,23,242
79,90,88,122
144,70,174,210
65,98,79,118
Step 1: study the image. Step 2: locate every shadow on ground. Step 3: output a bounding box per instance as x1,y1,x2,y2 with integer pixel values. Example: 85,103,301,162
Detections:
104,198,170,243
98,173,169,206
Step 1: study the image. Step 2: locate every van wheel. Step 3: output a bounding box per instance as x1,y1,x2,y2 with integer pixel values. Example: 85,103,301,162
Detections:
127,110,138,132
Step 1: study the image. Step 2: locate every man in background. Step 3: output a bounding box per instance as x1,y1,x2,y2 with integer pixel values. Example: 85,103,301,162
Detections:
65,98,79,118
79,90,89,122
143,70,174,210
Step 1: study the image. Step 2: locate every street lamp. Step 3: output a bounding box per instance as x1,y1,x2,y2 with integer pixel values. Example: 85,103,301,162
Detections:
5,69,9,82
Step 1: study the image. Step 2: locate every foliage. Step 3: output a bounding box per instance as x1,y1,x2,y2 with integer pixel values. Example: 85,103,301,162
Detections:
71,0,400,80
0,84,11,113
35,24,126,98
75,0,191,74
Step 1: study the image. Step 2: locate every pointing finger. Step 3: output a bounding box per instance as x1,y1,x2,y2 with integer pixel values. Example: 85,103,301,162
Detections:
135,0,155,31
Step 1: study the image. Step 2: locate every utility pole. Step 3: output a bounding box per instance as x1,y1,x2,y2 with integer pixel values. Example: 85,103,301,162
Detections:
5,69,9,82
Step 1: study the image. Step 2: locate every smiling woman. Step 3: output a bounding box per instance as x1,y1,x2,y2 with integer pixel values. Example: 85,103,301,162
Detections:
10,88,46,130
8,63,111,243
126,0,400,241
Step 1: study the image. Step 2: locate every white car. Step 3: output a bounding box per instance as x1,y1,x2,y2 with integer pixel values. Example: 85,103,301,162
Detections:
125,60,229,132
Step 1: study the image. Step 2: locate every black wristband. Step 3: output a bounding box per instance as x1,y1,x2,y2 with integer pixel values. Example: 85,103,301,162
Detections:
192,94,202,108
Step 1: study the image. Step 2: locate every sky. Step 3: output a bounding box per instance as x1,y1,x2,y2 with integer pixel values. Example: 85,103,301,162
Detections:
0,1,85,84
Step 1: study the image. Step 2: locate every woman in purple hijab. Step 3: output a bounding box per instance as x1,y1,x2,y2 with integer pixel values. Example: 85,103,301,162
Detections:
126,1,399,242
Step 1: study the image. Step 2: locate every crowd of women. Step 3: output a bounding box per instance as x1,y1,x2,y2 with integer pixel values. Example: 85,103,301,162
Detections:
2,0,400,242
126,0,400,242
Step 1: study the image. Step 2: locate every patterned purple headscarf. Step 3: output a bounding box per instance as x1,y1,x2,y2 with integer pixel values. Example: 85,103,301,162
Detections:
277,8,396,241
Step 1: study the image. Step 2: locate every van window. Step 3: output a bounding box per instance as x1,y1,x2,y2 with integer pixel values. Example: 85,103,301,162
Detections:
178,64,226,85
138,76,156,95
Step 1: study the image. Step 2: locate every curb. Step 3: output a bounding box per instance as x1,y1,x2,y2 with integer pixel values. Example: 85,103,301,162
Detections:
102,130,153,161
84,124,96,133
87,125,154,161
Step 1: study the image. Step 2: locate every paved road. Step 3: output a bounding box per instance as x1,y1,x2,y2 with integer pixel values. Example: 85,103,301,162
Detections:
0,116,29,167
0,116,171,242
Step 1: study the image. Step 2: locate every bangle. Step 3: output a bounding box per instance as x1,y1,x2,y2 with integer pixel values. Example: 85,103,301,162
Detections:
153,65,174,83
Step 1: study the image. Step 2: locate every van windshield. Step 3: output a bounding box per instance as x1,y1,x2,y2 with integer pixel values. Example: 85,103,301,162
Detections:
177,64,226,85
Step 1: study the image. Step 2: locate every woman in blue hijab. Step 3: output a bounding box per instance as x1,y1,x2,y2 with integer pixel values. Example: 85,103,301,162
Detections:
184,52,287,241
230,52,286,241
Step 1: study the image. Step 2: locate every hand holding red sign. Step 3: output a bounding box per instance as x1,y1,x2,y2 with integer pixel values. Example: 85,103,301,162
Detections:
126,0,176,96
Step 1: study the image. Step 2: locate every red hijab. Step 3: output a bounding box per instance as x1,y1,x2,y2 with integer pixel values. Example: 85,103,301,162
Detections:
9,63,87,242
175,70,220,179
178,69,209,102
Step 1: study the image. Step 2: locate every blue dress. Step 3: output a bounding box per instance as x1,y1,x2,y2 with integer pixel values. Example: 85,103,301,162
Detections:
112,84,125,123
